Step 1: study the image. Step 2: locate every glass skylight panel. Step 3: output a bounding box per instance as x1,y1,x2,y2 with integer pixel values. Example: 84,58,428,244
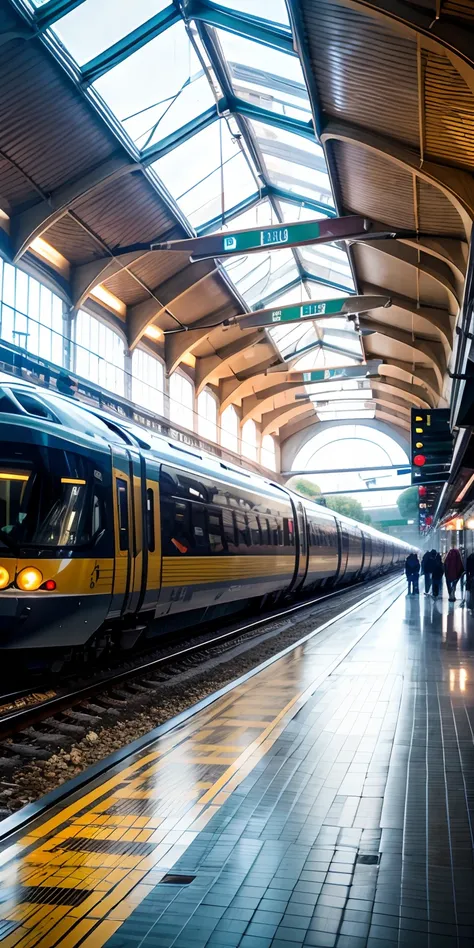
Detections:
94,20,217,149
209,198,274,234
292,349,359,371
54,0,169,66
228,65,311,121
215,0,290,24
277,201,329,223
226,248,299,307
217,31,301,86
301,245,353,282
317,409,376,421
153,119,256,228
263,153,333,204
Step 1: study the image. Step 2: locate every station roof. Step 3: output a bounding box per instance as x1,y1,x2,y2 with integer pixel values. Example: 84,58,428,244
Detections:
0,0,472,448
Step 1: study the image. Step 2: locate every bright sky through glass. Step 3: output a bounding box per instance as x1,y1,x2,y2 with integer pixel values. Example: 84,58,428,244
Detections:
292,425,410,509
47,0,357,423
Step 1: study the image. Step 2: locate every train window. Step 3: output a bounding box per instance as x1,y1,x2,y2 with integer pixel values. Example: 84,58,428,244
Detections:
92,492,103,537
208,510,225,553
283,518,295,547
258,515,269,546
146,487,155,553
234,511,251,547
116,478,129,551
222,508,236,548
247,512,261,546
191,503,208,552
267,516,279,546
13,392,58,422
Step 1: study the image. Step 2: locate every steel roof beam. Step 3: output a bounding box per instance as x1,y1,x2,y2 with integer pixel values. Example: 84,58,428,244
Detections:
321,118,474,237
185,0,295,55
226,96,316,143
34,0,87,30
268,185,336,218
339,0,474,73
360,281,452,348
195,333,274,393
81,6,181,85
127,259,219,349
141,105,219,164
360,317,445,387
196,190,264,236
354,239,460,311
11,155,140,260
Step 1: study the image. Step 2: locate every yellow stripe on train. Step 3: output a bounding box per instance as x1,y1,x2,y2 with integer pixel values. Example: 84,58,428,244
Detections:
162,555,295,586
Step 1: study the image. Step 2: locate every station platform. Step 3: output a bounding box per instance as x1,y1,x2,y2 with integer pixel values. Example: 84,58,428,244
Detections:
0,578,473,948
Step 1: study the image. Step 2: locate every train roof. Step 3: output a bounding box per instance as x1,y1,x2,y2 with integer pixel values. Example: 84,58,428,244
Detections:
0,376,414,550
0,377,290,506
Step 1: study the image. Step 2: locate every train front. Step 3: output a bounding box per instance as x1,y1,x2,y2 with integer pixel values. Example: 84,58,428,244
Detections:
0,418,113,666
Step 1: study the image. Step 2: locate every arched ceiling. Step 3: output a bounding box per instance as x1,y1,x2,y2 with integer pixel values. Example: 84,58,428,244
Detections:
0,0,472,461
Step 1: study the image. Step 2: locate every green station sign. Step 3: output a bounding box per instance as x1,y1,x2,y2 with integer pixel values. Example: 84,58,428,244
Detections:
151,215,371,259
284,360,383,384
229,295,390,330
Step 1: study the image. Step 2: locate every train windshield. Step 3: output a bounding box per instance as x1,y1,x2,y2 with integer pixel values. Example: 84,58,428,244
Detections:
0,444,105,550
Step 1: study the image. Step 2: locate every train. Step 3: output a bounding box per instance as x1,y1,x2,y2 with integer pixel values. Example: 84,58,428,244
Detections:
0,376,412,668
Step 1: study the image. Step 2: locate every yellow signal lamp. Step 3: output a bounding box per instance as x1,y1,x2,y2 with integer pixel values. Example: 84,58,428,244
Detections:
0,566,10,589
16,567,43,591
415,427,424,434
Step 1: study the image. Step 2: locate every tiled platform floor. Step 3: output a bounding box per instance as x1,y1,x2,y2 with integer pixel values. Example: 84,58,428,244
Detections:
0,578,473,948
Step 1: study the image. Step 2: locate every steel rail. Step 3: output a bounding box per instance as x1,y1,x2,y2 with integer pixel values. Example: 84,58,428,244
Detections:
0,573,401,739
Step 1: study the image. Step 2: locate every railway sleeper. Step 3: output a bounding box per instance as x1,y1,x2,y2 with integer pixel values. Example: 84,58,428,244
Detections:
3,742,51,760
64,709,101,725
46,719,85,736
23,728,68,745
83,702,120,717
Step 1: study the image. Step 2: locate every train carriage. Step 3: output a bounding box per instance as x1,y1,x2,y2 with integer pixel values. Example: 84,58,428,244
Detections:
0,378,413,666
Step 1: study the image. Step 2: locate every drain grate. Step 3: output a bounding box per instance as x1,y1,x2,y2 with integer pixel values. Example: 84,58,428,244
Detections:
356,854,380,866
160,873,196,885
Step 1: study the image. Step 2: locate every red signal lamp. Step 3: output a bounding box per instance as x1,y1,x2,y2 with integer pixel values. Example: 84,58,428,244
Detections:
413,454,426,467
426,516,433,526
418,485,427,497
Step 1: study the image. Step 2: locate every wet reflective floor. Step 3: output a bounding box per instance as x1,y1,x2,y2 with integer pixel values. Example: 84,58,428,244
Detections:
0,579,473,948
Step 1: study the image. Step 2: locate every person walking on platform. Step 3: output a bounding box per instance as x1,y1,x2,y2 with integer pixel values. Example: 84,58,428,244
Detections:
405,551,420,595
444,547,464,601
465,550,474,607
421,549,435,595
431,552,444,598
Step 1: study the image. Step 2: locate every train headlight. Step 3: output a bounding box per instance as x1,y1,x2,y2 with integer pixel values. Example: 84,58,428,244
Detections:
0,566,10,589
16,567,43,591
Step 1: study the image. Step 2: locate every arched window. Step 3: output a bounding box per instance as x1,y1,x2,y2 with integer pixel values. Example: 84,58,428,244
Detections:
198,388,218,442
241,419,258,462
74,310,125,395
261,434,276,471
169,371,194,430
220,405,239,452
132,347,164,416
0,259,64,365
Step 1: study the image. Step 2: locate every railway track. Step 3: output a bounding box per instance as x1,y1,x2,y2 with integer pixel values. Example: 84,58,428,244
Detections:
0,574,401,819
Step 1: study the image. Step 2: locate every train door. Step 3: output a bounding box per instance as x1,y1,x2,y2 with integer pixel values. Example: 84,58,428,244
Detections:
336,521,349,583
142,456,161,614
111,446,143,618
291,498,308,591
363,532,373,576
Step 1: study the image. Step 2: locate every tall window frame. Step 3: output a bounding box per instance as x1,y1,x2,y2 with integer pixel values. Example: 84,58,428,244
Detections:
132,345,165,416
169,370,195,431
197,387,218,443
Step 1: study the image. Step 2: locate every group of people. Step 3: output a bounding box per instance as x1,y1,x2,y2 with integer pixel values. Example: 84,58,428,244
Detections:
405,547,474,601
